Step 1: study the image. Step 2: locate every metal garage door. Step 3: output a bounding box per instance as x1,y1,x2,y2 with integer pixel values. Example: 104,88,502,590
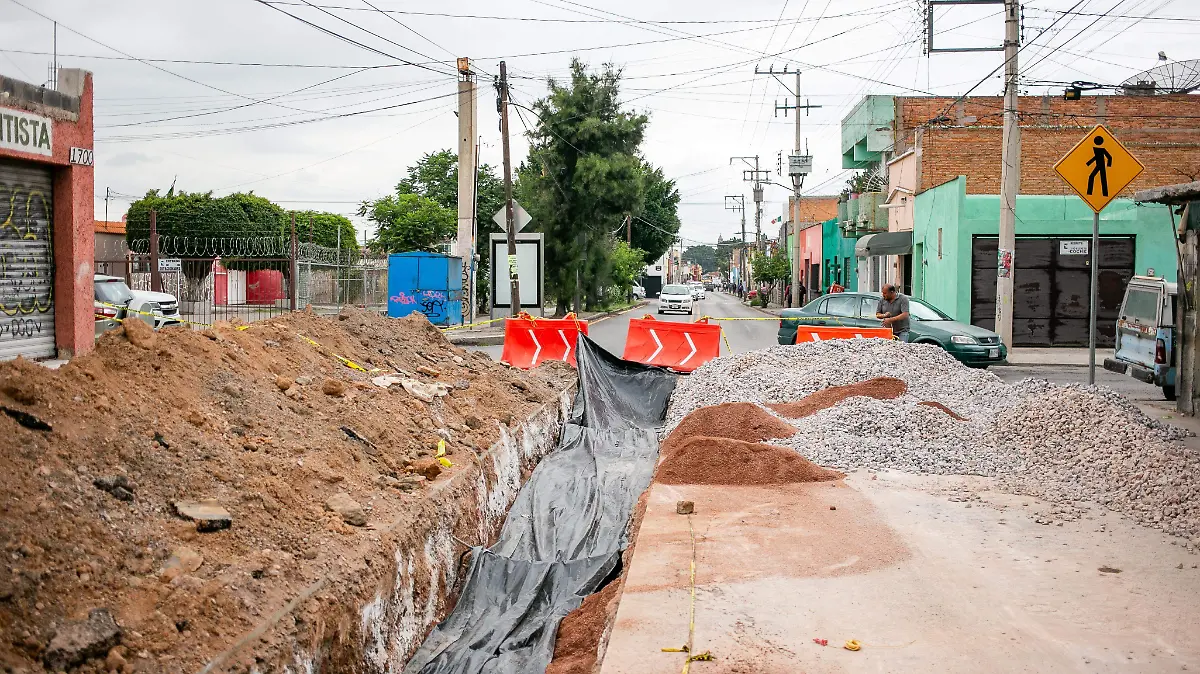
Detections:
0,159,55,359
970,236,1134,347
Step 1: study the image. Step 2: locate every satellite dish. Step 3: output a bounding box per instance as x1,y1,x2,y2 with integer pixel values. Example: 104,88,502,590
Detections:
1120,58,1200,95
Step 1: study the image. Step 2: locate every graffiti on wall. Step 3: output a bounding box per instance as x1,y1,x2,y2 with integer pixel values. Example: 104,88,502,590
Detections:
0,182,54,341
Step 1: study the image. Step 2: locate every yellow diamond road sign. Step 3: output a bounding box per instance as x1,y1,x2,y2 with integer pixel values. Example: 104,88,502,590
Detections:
1053,124,1144,213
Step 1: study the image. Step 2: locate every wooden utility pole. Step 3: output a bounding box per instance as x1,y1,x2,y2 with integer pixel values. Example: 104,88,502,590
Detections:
996,0,1021,349
498,61,520,315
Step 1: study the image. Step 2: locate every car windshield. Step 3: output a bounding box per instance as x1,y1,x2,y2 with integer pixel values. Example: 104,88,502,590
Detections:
95,279,134,305
909,299,951,321
663,285,691,295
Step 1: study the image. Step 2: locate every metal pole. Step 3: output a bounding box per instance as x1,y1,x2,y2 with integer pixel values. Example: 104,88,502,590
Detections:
149,209,161,293
289,213,298,312
498,61,521,315
995,0,1021,349
1089,210,1099,384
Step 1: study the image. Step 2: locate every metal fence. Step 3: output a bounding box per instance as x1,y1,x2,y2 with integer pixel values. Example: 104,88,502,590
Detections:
95,236,388,328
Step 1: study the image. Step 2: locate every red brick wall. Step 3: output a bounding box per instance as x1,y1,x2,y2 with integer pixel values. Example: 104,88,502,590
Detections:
895,95,1200,196
0,71,95,358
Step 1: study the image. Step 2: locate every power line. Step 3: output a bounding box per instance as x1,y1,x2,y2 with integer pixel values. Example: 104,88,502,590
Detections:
247,0,455,76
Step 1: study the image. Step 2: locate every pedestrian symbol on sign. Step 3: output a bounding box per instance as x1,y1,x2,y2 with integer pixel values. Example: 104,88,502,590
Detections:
1085,136,1113,197
1053,124,1143,213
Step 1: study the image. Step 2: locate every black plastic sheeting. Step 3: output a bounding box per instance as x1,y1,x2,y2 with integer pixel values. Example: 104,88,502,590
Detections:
404,334,677,673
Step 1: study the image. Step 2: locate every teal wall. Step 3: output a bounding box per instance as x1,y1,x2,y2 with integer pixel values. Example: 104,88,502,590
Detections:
914,176,1177,321
821,217,858,291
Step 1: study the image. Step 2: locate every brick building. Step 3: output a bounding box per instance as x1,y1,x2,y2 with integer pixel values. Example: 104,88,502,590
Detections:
0,68,95,359
838,92,1198,347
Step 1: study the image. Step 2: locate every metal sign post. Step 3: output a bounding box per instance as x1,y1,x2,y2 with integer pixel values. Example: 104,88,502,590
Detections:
1054,124,1145,384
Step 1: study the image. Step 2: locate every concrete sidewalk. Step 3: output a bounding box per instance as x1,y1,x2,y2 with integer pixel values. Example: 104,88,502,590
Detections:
444,301,648,346
601,473,1200,673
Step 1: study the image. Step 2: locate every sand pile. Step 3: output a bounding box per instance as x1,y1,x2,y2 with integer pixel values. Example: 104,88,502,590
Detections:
0,307,572,673
767,377,907,418
656,436,842,485
660,401,796,449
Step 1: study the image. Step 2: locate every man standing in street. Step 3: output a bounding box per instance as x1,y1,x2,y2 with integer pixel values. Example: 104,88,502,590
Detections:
875,284,911,342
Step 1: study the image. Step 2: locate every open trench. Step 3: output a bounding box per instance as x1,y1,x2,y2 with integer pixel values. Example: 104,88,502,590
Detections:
280,335,676,673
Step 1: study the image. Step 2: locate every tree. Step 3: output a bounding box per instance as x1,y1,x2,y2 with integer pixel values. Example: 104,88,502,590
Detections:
608,240,647,302
387,149,505,308
360,194,455,253
631,161,681,264
517,59,649,314
682,244,717,273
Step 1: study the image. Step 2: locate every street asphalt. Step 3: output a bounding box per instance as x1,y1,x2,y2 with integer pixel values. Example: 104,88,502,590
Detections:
466,291,1170,403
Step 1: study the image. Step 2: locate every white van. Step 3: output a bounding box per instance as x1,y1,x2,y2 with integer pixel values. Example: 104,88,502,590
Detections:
1103,275,1177,400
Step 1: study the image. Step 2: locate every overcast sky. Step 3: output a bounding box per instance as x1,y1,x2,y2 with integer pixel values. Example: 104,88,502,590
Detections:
1,0,1195,248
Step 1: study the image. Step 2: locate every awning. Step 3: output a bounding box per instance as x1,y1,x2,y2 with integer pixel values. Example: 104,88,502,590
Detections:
862,231,913,256
854,234,876,258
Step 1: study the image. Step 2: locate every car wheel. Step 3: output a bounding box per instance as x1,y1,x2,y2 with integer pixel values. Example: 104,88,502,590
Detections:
1164,385,1177,401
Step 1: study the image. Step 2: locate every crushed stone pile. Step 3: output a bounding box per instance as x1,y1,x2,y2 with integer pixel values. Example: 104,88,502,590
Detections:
0,308,573,673
668,339,1200,538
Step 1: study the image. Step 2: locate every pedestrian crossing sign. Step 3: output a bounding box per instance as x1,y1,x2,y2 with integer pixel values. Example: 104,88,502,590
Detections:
1053,124,1144,213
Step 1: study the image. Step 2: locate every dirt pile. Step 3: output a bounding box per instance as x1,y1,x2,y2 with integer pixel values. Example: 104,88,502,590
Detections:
767,376,907,418
0,307,572,673
660,402,796,452
656,436,843,485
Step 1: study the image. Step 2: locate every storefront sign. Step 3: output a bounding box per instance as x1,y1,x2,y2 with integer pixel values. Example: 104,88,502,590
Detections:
0,109,53,157
69,147,93,166
1059,240,1089,255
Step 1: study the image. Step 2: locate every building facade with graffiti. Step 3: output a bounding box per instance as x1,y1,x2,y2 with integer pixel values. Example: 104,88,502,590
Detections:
0,68,95,359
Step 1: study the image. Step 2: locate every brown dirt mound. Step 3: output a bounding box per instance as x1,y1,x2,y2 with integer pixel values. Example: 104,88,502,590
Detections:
768,376,907,418
656,436,843,485
546,578,622,674
919,400,967,420
0,307,571,672
663,402,796,453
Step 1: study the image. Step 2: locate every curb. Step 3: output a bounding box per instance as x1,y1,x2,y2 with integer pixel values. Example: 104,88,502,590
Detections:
446,301,649,347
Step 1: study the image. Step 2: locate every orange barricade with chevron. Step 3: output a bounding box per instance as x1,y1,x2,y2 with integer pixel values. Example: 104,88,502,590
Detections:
794,325,895,343
500,313,589,369
622,316,721,373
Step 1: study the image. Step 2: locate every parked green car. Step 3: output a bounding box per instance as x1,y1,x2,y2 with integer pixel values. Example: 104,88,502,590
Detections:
777,292,1007,367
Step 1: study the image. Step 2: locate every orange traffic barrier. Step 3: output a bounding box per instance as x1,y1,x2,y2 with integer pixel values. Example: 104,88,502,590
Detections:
500,312,589,368
623,316,722,372
794,326,894,343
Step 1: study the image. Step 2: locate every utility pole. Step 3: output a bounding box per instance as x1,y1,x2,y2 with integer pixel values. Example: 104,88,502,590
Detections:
758,65,822,306
455,57,477,324
996,0,1021,349
725,195,746,291
497,61,520,316
925,0,1014,346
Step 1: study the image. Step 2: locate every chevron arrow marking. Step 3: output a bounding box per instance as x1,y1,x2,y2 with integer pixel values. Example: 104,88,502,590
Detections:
528,329,541,367
648,329,663,362
679,333,697,365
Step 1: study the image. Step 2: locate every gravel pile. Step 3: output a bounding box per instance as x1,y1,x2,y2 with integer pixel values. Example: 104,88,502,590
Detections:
668,339,1200,538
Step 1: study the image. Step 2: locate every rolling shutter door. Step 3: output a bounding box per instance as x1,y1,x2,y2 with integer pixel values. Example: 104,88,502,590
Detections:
0,159,56,359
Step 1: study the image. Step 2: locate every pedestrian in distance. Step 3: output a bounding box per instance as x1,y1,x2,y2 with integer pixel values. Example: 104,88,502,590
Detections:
875,284,911,343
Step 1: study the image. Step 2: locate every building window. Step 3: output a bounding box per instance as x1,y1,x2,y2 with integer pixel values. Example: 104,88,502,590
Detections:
937,228,943,260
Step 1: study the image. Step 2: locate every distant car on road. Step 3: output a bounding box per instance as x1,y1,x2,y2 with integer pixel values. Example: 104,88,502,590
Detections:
658,284,694,315
777,291,1007,367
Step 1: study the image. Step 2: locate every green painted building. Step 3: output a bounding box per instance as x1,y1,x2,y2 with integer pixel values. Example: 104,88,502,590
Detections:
914,176,1176,346
821,217,858,292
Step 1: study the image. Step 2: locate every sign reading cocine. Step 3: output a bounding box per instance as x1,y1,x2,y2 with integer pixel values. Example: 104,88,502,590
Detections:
0,109,53,157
